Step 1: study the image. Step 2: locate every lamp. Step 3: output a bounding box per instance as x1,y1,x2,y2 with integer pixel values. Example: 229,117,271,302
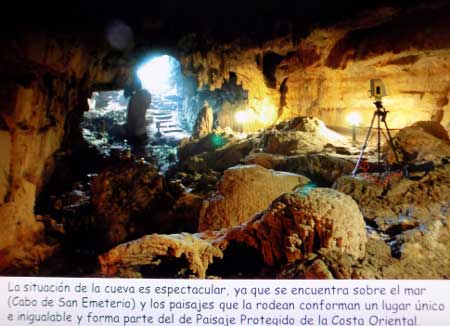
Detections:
347,112,361,146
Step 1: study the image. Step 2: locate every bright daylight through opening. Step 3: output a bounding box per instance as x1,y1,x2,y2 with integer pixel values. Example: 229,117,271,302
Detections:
137,55,178,95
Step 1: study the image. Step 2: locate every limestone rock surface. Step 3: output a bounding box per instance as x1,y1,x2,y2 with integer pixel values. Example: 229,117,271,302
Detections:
242,152,287,170
180,137,257,172
243,152,355,185
99,233,223,278
382,217,450,279
178,133,230,162
410,121,450,143
264,117,349,155
199,165,310,231
384,123,450,164
91,160,169,246
192,103,214,137
283,154,355,184
334,164,450,222
223,189,367,266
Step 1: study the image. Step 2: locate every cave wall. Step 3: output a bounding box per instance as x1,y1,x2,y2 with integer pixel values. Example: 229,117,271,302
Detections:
181,5,450,131
1,1,450,271
0,29,127,269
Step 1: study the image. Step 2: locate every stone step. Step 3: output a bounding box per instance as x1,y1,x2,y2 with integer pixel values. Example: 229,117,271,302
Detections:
152,112,174,116
153,114,173,119
159,124,179,128
163,129,185,134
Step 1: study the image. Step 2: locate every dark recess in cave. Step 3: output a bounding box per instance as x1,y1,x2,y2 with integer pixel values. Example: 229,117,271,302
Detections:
262,51,285,89
279,77,288,117
139,255,192,278
207,242,268,278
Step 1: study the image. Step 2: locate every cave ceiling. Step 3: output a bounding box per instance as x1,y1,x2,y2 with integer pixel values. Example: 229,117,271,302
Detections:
3,0,435,50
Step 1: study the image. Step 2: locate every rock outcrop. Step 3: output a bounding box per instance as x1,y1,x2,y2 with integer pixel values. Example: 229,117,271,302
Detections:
91,160,171,246
181,4,450,132
0,25,130,270
263,117,349,155
243,151,355,185
223,189,367,266
198,165,310,231
99,188,367,278
179,135,258,172
384,122,450,164
334,164,450,222
99,232,223,278
192,102,214,137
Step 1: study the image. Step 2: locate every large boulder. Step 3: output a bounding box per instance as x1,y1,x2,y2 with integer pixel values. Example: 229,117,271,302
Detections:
283,154,355,184
384,123,450,164
199,165,310,231
264,117,349,155
410,121,450,143
180,137,257,172
91,160,171,246
192,102,214,137
223,188,367,265
178,133,230,162
243,152,355,185
242,152,287,170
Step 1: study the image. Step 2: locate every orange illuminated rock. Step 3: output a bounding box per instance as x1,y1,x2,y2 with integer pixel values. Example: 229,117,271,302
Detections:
198,165,310,231
263,117,349,155
99,233,223,278
383,123,450,164
223,188,367,266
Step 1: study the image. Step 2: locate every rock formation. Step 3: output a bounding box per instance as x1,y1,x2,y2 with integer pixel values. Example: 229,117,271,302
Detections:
100,188,367,278
1,1,450,279
91,160,171,246
383,121,450,164
99,233,223,278
223,189,367,266
263,117,349,155
181,4,450,131
198,165,310,231
192,102,214,137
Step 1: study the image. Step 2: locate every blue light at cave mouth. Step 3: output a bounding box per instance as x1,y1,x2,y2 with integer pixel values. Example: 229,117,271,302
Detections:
137,55,177,94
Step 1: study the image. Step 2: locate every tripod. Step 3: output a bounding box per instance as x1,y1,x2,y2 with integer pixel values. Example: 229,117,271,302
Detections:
351,100,400,176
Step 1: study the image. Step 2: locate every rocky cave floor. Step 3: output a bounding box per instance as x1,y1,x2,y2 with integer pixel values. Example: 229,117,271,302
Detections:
29,114,450,280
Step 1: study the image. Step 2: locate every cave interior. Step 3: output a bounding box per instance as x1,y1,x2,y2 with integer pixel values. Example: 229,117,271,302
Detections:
1,0,450,279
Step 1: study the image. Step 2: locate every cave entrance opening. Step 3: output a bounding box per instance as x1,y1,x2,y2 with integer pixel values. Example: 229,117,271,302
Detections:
136,54,187,138
82,54,188,170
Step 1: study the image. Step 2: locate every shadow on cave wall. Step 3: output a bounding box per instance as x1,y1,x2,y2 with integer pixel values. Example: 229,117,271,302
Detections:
207,242,269,278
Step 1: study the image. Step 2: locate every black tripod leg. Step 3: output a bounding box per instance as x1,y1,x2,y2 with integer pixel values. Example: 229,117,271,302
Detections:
377,113,381,167
352,111,376,176
382,120,401,165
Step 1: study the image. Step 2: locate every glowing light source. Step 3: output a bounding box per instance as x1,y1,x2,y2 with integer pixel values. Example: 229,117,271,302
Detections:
347,112,362,126
235,110,251,123
346,112,361,146
137,55,175,94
